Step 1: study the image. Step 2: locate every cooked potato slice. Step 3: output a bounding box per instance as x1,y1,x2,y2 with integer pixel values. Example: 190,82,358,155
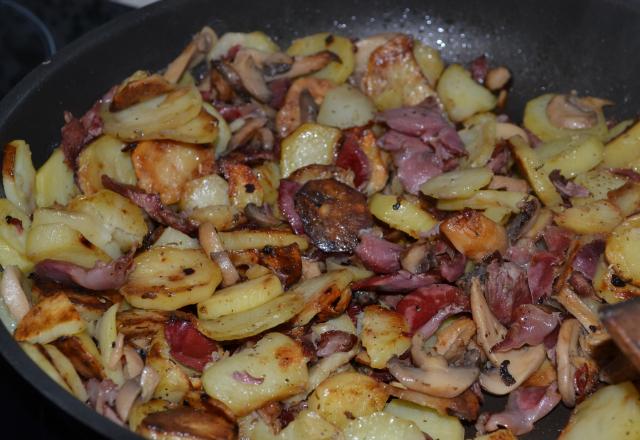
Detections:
132,140,216,205
67,189,148,254
209,31,279,60
101,84,203,142
558,382,640,440
202,332,308,416
290,269,353,326
420,167,493,199
280,123,341,178
602,120,640,171
436,190,529,213
137,407,236,440
523,94,607,142
76,135,137,194
152,227,200,249
413,41,444,87
369,194,438,238
541,136,604,178
0,198,32,271
190,205,240,232
607,181,640,217
129,399,175,431
362,34,435,111
198,274,283,319
605,213,640,286
343,412,424,440
459,113,497,168
441,210,508,261
15,293,85,345
317,84,376,129
385,399,464,440
121,247,221,311
20,342,71,392
43,344,88,401
592,257,640,304
253,161,281,207
308,372,389,428
510,135,563,207
474,429,518,440
555,200,623,234
146,108,218,144
437,64,497,122
573,169,627,201
203,103,230,157
197,293,303,341
361,305,410,369
2,140,36,215
53,332,105,380
222,162,264,210
179,174,230,212
218,230,308,251
146,332,191,402
286,33,355,84
35,148,79,208
96,303,124,385
279,410,340,440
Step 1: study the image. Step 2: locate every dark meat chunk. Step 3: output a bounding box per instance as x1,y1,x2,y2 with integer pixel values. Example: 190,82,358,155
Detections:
294,178,372,253
259,243,302,288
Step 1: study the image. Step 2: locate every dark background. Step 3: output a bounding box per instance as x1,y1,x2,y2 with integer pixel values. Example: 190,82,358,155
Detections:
0,3,130,437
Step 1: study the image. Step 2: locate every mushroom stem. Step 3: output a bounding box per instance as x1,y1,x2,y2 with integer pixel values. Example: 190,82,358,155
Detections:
199,222,240,287
388,357,479,398
164,26,217,84
555,286,600,331
557,318,580,407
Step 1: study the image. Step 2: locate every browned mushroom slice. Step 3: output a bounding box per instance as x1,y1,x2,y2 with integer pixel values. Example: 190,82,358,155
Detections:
258,243,302,288
110,73,175,112
268,51,339,80
137,407,237,440
546,94,612,130
288,164,355,187
232,50,271,103
276,77,335,137
294,178,372,253
164,26,218,84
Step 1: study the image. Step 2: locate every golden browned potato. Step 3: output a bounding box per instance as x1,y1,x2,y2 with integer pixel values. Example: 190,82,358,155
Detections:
110,72,174,112
361,305,411,369
131,140,216,204
605,213,640,286
14,293,86,345
441,210,508,261
276,78,335,138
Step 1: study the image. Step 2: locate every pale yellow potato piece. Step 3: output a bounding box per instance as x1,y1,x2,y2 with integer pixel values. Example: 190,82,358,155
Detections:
43,344,88,401
555,200,623,234
15,293,85,345
559,382,640,440
203,103,230,157
198,274,283,319
198,292,303,341
253,161,281,207
286,33,355,84
96,303,124,385
20,342,71,393
317,84,376,129
602,120,640,171
180,174,230,212
361,305,410,369
344,412,424,440
437,64,497,122
523,94,607,142
385,399,464,440
223,162,264,210
573,169,627,201
420,167,493,199
190,205,239,232
541,136,604,178
592,257,640,304
144,108,218,144
413,41,444,87
2,140,36,215
369,194,437,238
35,148,79,208
121,247,221,311
152,227,200,249
218,230,309,251
209,31,279,60
146,332,191,402
308,372,389,429
459,113,497,168
510,135,563,207
606,213,640,286
483,206,513,224
607,182,640,217
76,135,136,194
280,123,341,178
291,269,354,326
202,332,308,416
0,198,32,271
278,410,340,440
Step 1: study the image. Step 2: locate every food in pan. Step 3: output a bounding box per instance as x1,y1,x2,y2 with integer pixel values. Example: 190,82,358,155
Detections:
1,26,640,439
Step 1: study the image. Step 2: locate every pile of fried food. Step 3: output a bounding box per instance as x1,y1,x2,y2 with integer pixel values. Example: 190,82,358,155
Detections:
1,26,639,439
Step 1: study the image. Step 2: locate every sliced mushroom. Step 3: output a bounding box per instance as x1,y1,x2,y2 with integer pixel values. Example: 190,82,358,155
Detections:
227,117,268,150
496,122,529,143
555,286,600,331
232,50,271,103
382,383,480,421
137,407,237,440
434,317,477,362
276,77,335,137
471,278,546,394
164,26,218,84
546,94,611,130
388,356,479,399
400,241,431,274
268,51,338,80
485,67,511,91
557,318,581,406
0,265,30,323
353,33,400,87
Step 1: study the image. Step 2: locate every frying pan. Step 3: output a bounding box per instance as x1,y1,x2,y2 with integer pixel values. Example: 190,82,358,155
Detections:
0,0,639,438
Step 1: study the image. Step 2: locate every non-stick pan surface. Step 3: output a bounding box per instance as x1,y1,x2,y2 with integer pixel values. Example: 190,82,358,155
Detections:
0,0,639,438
